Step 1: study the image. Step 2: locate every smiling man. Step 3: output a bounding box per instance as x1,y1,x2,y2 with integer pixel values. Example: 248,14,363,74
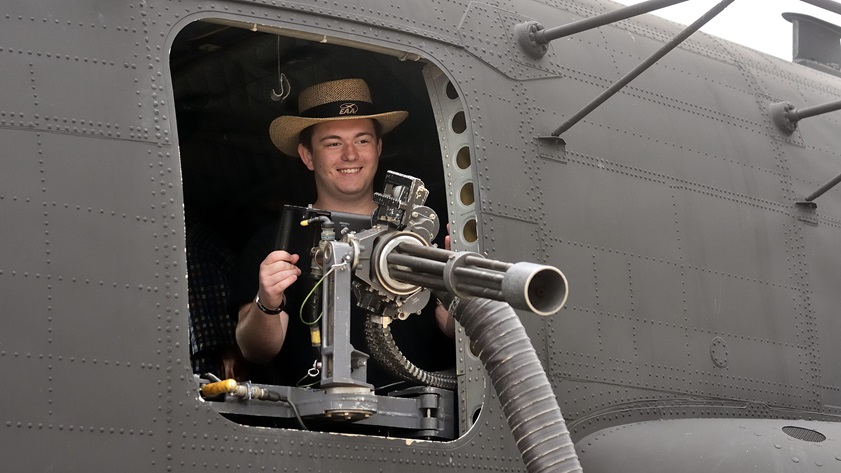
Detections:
270,78,407,215
298,119,382,213
232,79,453,388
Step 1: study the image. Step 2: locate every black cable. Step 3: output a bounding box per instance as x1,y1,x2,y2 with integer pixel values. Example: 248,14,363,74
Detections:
283,396,308,431
259,387,309,431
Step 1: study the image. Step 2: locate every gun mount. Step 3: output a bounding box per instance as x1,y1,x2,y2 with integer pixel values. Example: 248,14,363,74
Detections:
201,172,578,471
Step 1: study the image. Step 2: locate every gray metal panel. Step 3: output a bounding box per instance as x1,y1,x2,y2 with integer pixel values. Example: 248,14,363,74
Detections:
34,59,157,142
544,241,603,379
1,1,134,26
538,156,681,260
549,304,605,378
461,78,543,220
2,5,158,143
610,4,736,65
43,203,170,283
682,268,802,346
0,52,36,126
0,130,40,199
48,362,163,431
555,378,676,432
578,419,841,473
47,263,176,361
611,46,758,125
544,238,598,312
0,195,48,279
633,321,691,387
674,187,792,281
481,213,542,261
457,2,565,80
5,0,841,471
780,75,841,217
39,135,170,219
592,251,633,318
803,219,841,409
0,310,50,423
1,427,160,473
629,256,689,326
687,334,808,406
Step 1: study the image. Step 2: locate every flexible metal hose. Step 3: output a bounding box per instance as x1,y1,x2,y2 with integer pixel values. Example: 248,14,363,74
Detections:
452,297,581,473
362,293,581,472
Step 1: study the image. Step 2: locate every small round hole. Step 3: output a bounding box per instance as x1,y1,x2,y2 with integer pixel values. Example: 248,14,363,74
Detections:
446,81,459,100
451,111,466,134
456,146,471,170
471,407,482,425
460,182,474,206
463,218,478,243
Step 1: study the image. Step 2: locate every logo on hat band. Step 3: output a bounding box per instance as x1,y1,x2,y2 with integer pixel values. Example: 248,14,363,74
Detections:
301,100,374,119
339,103,359,115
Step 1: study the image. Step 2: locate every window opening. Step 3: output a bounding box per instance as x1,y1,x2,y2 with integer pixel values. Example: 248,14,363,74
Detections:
171,19,477,439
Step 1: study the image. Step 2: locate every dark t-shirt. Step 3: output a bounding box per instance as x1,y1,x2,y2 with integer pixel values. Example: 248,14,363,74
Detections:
232,218,454,390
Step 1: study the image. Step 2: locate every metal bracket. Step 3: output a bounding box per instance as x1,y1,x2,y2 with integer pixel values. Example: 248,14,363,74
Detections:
796,201,819,225
536,135,567,163
770,101,798,134
320,241,375,389
513,21,549,59
204,383,456,439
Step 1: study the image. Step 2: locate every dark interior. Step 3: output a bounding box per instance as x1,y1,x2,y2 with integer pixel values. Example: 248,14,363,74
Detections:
171,20,447,253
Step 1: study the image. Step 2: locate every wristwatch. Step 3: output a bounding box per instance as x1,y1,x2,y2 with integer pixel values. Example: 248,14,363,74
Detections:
255,294,285,315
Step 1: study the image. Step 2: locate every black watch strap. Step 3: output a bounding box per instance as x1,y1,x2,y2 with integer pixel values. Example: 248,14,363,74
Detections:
255,294,285,315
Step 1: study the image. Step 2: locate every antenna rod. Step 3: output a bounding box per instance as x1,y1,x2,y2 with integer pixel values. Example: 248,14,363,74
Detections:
800,0,841,16
790,98,841,121
536,0,691,42
803,172,841,202
771,98,841,133
552,0,737,137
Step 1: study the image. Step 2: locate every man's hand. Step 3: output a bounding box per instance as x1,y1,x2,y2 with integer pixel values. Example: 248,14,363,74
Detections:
444,223,451,251
221,346,249,381
257,250,301,310
236,250,301,363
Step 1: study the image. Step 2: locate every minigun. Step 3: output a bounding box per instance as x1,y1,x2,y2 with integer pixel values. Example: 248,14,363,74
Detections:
343,171,567,319
201,171,579,470
311,171,568,393
310,171,579,472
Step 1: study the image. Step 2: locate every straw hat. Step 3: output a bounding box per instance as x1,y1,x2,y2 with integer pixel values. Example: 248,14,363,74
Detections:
269,78,408,156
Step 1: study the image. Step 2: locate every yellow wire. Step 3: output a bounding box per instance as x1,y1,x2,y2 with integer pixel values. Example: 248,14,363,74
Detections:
294,262,346,389
298,264,338,326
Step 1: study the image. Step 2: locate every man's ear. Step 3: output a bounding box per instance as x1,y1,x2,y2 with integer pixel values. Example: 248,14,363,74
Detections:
376,138,383,158
298,143,315,171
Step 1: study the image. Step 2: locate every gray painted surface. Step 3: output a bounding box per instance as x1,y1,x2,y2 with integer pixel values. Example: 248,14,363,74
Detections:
2,0,841,471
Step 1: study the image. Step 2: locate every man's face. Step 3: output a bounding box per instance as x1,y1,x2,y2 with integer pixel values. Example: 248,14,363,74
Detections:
298,119,382,205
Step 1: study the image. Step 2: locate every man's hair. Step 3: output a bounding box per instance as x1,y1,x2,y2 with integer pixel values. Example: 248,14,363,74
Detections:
298,119,383,152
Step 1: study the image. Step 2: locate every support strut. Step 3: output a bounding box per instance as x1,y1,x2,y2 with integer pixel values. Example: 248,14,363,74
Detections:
551,0,737,136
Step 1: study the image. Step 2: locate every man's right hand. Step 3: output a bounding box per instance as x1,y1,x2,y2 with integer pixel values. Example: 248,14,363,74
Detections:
236,250,302,363
257,250,301,311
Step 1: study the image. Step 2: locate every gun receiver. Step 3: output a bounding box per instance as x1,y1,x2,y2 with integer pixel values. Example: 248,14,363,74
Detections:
347,170,568,320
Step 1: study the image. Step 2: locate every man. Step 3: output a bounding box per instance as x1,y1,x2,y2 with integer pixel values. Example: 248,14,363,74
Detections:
233,78,453,388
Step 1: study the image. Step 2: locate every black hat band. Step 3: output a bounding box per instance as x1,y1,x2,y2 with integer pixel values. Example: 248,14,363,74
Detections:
301,100,376,119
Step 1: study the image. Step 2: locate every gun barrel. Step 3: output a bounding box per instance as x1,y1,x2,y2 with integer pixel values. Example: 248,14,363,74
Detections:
383,241,567,315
